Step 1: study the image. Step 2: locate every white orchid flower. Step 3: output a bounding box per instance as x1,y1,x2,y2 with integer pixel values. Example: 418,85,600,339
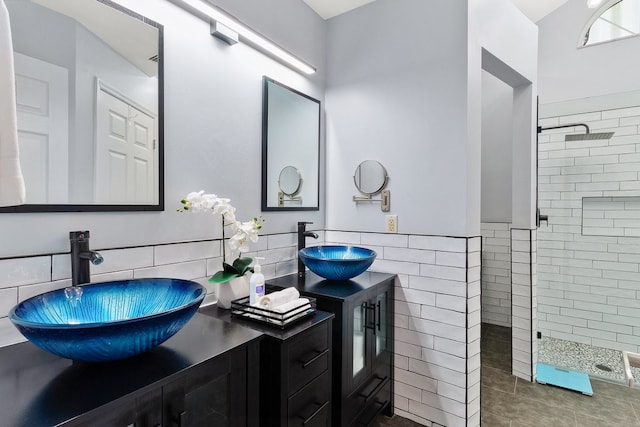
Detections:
179,191,264,278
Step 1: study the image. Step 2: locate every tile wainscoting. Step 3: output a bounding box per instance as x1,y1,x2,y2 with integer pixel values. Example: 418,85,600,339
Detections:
324,231,481,427
0,229,522,427
481,222,512,328
0,231,314,348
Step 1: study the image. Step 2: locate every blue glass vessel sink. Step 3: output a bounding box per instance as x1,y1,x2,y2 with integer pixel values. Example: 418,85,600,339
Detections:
9,278,206,362
299,245,377,281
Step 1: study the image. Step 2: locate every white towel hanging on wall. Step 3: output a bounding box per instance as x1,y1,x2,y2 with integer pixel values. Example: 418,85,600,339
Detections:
0,0,25,207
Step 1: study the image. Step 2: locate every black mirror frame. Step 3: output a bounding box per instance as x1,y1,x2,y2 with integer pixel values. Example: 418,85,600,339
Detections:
261,76,320,212
0,0,164,213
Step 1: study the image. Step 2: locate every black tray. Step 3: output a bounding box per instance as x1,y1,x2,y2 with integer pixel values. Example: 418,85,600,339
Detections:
230,296,316,329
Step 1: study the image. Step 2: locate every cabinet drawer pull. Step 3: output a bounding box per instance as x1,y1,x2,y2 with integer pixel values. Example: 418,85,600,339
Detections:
301,348,329,368
376,300,381,331
301,400,329,425
361,375,388,403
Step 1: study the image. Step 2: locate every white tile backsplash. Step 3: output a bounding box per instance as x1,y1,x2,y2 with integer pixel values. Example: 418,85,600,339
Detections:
0,230,482,426
0,288,17,318
0,256,51,289
154,241,217,266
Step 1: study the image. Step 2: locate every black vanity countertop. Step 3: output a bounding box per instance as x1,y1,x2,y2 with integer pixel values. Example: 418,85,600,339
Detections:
200,305,334,341
0,313,263,427
267,271,396,301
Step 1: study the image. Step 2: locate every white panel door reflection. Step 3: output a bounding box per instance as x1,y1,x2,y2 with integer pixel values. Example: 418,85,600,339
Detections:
96,85,156,204
14,53,69,204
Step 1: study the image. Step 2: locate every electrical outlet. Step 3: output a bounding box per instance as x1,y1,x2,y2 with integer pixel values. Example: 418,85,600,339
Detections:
385,215,398,233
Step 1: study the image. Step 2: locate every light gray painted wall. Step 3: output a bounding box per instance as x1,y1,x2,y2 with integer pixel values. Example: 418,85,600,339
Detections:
0,0,326,258
469,0,538,231
324,0,536,237
481,71,513,222
538,0,640,104
325,0,470,236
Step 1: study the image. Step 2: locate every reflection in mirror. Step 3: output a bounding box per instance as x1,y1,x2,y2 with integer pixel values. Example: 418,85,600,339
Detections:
2,0,163,212
262,77,320,211
354,160,388,195
278,166,302,207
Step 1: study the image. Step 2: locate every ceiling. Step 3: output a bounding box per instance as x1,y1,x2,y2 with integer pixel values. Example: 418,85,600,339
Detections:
302,0,569,22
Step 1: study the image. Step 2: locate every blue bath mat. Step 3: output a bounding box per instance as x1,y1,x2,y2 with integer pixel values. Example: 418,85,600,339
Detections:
536,363,593,396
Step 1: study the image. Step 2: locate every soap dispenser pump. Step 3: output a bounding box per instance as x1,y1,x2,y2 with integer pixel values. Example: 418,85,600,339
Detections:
250,257,265,305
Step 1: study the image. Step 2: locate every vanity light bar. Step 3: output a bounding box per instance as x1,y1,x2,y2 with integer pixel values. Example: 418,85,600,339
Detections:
174,0,316,75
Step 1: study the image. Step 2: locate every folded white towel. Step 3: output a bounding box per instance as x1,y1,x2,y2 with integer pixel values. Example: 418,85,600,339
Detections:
258,287,300,309
272,298,310,314
0,0,25,207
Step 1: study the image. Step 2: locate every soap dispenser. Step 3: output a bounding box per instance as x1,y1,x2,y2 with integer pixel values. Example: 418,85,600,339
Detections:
250,257,265,305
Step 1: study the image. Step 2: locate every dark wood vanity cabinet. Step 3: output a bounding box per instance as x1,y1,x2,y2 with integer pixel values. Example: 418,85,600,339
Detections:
200,307,334,427
259,314,333,427
268,272,395,427
64,388,163,427
162,348,251,427
0,314,262,427
62,346,252,427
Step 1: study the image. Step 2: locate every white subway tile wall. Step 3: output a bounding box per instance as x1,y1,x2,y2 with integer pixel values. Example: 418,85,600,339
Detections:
0,233,309,348
0,230,481,426
538,105,640,353
481,222,512,327
326,231,481,427
511,229,538,381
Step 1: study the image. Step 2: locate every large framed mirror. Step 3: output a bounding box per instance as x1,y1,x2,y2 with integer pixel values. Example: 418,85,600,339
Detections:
2,0,163,212
261,77,320,211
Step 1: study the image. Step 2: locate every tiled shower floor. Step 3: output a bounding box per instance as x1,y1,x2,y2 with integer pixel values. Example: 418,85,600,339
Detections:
539,335,640,385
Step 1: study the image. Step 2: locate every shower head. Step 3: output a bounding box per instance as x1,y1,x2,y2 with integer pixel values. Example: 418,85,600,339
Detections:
538,123,614,141
565,131,615,141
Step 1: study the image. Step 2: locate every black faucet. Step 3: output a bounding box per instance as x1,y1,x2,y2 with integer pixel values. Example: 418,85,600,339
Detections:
298,221,318,278
70,231,104,286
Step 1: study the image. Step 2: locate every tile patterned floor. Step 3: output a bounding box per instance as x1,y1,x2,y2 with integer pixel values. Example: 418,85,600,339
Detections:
373,324,640,426
482,323,640,427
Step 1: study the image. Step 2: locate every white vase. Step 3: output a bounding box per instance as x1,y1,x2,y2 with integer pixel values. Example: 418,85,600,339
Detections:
216,275,250,309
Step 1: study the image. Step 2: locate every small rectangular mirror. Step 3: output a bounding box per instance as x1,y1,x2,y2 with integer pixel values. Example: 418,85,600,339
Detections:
261,77,320,211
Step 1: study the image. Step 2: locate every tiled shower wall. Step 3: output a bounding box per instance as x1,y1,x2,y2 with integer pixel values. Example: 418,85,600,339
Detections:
481,222,512,327
538,105,640,352
0,230,482,427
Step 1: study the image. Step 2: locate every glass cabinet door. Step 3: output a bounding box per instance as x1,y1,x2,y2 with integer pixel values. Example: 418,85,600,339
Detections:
353,302,366,378
375,292,388,356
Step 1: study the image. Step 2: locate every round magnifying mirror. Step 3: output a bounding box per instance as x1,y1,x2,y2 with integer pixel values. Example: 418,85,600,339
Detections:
278,166,302,196
354,160,388,195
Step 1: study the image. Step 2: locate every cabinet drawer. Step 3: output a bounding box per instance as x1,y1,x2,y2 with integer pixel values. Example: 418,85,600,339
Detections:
287,371,330,427
287,321,329,394
354,379,391,426
343,374,390,426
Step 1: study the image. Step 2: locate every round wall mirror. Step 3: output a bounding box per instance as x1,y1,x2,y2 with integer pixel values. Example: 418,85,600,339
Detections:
278,166,302,196
354,160,388,195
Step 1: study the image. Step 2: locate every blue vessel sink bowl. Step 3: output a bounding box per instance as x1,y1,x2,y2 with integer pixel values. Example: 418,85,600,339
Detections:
9,278,206,362
299,245,377,281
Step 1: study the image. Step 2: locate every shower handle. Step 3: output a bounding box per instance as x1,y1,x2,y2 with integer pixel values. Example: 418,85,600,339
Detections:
536,208,548,227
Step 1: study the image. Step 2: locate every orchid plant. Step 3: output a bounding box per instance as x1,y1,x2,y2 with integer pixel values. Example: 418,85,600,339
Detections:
179,191,264,284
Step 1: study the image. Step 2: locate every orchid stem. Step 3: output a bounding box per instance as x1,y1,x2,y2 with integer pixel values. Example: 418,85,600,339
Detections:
221,215,226,264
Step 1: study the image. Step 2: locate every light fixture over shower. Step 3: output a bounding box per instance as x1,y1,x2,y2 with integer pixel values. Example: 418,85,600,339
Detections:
537,123,615,141
170,0,316,75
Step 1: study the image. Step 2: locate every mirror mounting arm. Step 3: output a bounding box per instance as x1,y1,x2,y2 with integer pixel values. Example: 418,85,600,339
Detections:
353,189,390,212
